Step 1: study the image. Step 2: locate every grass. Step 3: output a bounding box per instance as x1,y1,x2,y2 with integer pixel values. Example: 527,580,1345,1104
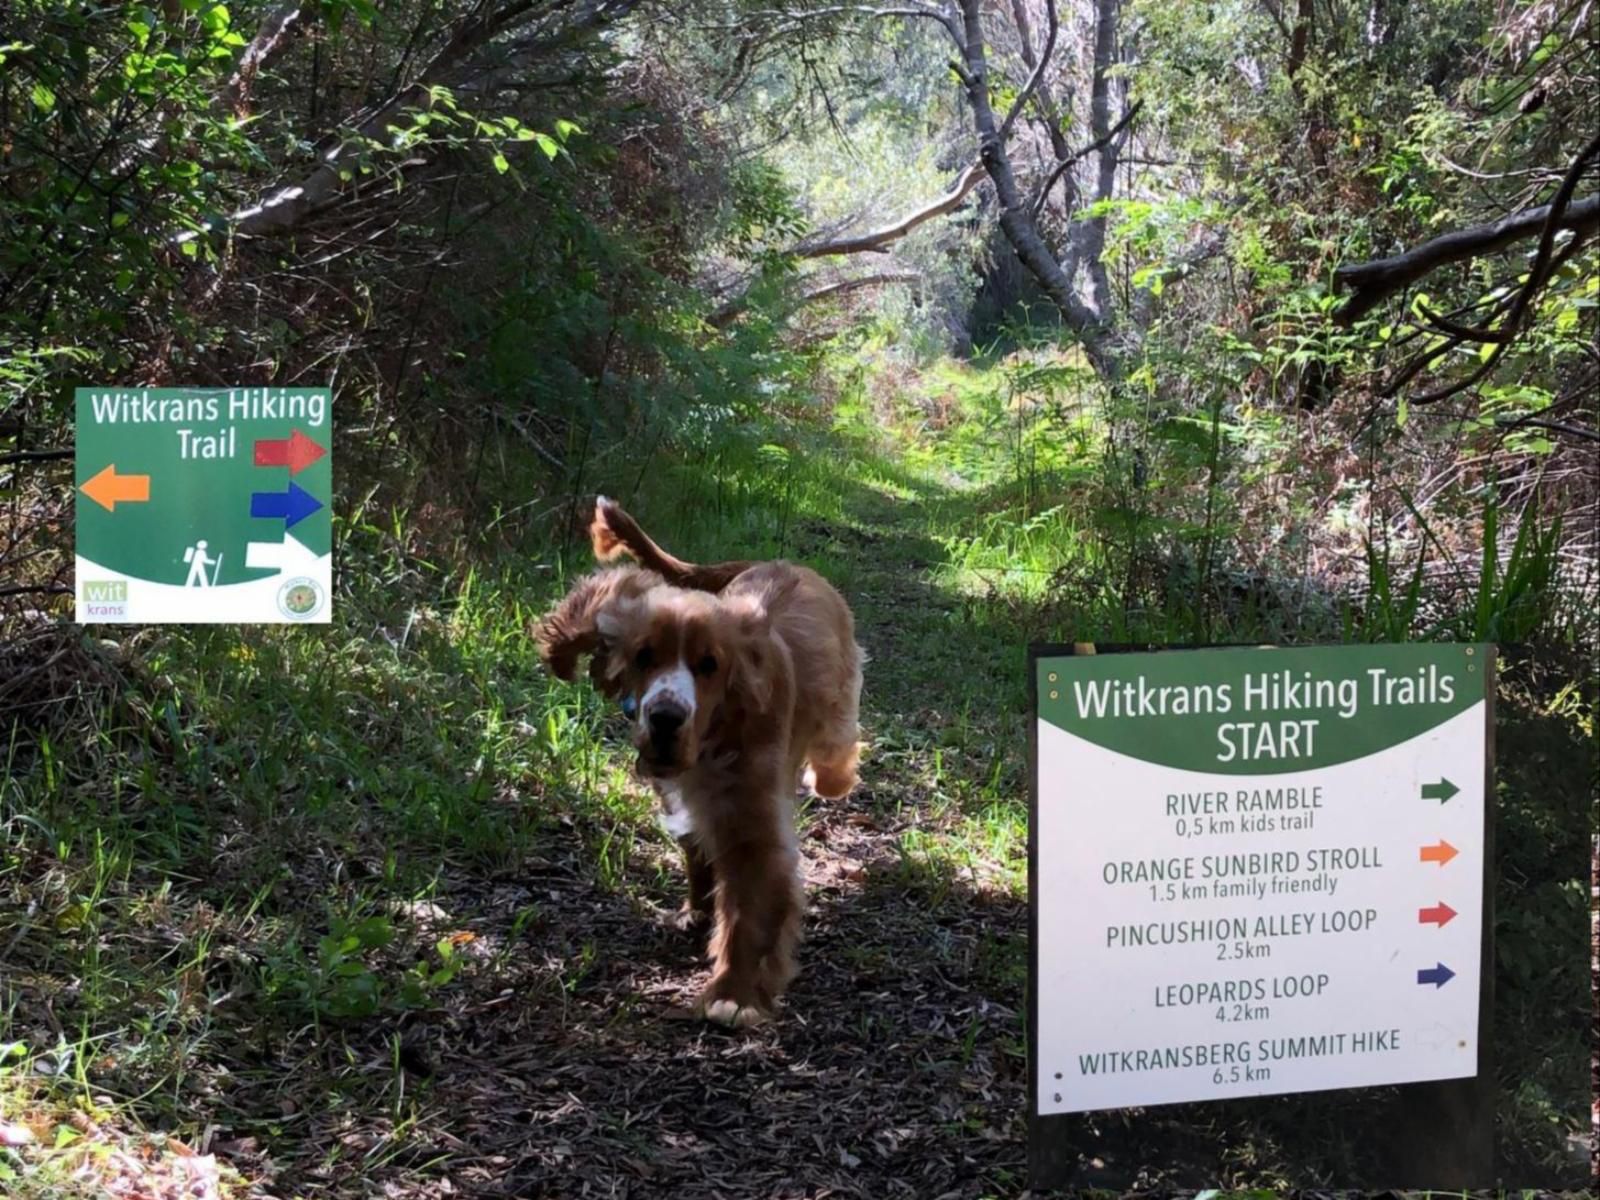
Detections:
1,349,1592,1196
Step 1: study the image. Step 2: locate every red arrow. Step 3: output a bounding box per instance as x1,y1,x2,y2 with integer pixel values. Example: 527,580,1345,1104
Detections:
253,429,326,475
1418,901,1457,927
1419,839,1459,866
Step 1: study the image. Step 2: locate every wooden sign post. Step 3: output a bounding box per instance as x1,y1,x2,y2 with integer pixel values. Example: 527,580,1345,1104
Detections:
1028,643,1495,1188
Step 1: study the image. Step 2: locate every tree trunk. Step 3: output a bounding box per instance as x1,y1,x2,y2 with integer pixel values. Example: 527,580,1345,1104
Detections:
956,0,1121,379
1064,0,1123,323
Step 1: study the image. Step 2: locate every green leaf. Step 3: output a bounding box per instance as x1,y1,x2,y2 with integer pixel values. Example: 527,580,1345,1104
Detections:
54,900,90,931
492,152,509,174
29,81,55,113
554,119,584,140
533,132,560,159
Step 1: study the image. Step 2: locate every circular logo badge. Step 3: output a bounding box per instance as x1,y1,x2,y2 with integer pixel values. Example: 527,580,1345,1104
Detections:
276,576,325,621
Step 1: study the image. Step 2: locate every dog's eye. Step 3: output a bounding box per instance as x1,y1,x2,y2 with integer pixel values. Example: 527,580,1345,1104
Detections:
633,645,654,670
695,654,718,676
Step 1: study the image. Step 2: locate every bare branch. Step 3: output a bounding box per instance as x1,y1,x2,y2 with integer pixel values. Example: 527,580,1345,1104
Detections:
0,448,73,468
996,0,1057,145
1495,414,1600,442
1007,0,1073,169
795,161,984,258
224,3,314,117
1030,99,1143,219
795,270,922,305
1405,232,1591,405
706,270,922,328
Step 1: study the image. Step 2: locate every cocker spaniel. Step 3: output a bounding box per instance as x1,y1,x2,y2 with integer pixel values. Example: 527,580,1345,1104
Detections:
534,498,864,1026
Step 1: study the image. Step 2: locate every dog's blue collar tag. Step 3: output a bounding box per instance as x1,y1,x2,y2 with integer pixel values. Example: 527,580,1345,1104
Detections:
621,693,638,720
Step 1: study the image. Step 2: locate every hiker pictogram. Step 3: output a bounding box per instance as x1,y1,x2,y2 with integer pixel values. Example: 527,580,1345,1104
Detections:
183,540,223,587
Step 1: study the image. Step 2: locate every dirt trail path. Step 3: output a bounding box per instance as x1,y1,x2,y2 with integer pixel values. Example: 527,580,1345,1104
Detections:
264,477,1034,1198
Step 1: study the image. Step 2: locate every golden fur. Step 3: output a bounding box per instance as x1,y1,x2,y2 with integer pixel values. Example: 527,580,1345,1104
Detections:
533,499,864,1026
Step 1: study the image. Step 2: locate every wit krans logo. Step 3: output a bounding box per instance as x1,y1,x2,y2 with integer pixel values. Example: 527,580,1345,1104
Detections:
275,576,325,621
82,579,129,619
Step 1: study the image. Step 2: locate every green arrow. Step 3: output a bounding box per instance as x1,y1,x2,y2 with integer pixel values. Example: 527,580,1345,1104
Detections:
1421,778,1459,803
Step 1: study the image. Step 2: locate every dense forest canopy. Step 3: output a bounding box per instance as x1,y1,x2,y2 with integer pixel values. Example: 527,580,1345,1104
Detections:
2,0,1595,619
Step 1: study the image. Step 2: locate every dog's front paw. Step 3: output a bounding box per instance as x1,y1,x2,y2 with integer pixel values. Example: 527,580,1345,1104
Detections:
701,997,770,1028
696,975,774,1028
671,902,711,935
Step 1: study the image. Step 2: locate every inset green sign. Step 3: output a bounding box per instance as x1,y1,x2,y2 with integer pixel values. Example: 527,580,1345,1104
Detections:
75,387,332,623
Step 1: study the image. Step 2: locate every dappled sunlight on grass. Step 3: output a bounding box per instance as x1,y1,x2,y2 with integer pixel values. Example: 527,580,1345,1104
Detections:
1,1063,245,1198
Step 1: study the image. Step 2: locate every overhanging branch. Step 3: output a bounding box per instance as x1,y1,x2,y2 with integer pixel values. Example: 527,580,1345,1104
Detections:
184,0,632,241
707,270,922,329
1418,131,1600,344
1333,192,1600,324
794,161,984,259
1030,99,1142,219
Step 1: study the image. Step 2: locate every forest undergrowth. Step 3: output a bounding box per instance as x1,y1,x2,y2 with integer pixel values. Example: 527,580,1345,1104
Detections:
2,339,1593,1197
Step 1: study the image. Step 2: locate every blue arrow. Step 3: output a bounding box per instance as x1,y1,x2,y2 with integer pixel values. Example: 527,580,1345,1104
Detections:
1416,962,1455,988
250,481,322,529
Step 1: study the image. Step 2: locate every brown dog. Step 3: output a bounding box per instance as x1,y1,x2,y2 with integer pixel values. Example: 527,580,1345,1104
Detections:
534,499,864,1025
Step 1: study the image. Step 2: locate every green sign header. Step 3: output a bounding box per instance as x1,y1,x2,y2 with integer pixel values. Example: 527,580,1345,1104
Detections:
1037,644,1489,774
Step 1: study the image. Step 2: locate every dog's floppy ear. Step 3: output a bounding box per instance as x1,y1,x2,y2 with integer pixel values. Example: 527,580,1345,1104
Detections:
533,566,653,686
729,637,774,714
724,599,781,715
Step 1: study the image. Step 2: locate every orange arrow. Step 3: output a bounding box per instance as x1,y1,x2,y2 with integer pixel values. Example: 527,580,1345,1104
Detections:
1419,839,1458,866
80,464,150,511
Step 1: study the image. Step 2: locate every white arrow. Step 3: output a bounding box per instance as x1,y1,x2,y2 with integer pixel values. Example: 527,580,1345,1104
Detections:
245,531,325,576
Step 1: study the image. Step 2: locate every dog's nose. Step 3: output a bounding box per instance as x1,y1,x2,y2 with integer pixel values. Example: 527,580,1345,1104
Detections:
648,705,685,743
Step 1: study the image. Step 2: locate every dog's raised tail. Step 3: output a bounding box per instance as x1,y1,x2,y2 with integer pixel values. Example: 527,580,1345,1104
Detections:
591,495,697,575
591,496,754,594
